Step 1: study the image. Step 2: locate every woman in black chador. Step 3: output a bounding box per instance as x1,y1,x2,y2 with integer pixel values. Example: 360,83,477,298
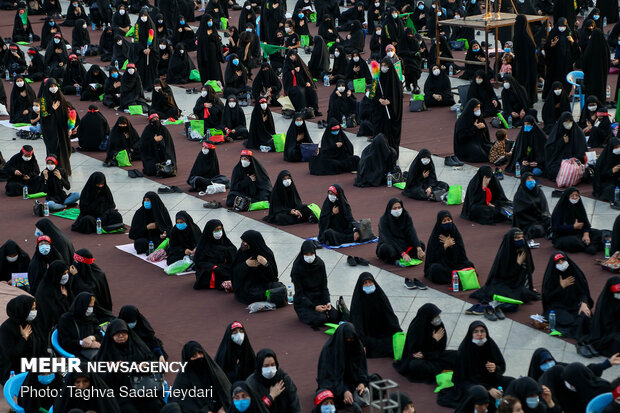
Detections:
453,98,492,163
512,173,551,239
318,184,360,246
543,112,586,180
512,14,538,103
264,170,314,225
283,114,312,163
187,142,229,192
197,14,224,83
193,219,237,290
71,172,122,234
129,191,172,254
134,8,159,91
309,120,359,176
586,275,620,357
461,166,512,225
371,57,403,157
139,114,177,177
40,78,71,175
214,321,256,383
226,150,272,207
402,149,449,200
376,198,425,265
551,188,603,254
354,134,397,188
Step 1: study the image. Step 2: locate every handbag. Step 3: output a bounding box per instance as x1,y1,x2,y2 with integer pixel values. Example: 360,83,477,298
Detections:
409,94,426,112
445,185,463,205
131,373,164,393
556,158,585,188
355,218,375,242
233,196,251,211
266,284,287,308
155,161,176,178
392,332,406,361
300,143,319,161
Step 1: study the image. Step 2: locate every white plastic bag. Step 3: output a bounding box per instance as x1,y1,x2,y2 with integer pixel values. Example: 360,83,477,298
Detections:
247,301,276,313
206,183,226,194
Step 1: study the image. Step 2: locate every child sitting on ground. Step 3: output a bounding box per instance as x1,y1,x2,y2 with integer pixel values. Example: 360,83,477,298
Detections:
489,129,512,167
29,99,40,134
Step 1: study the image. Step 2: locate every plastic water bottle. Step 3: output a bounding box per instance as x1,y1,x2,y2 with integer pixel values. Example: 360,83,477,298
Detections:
605,239,611,258
76,84,81,97
448,65,453,76
452,271,459,292
22,185,28,199
423,59,427,69
615,186,620,204
604,16,607,27
343,0,346,6
91,22,96,30
323,74,330,87
43,201,49,217
515,162,521,178
5,69,9,80
335,17,338,27
96,217,102,234
341,114,347,128
148,241,155,255
456,104,461,118
206,128,212,139
495,387,503,407
246,91,251,102
507,115,512,128
548,310,556,331
287,285,293,304
12,72,16,81
607,84,611,100
114,59,119,69
29,32,33,43
387,172,392,187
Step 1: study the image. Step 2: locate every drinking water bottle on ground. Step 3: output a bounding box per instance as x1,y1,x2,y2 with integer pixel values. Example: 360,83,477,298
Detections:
148,241,155,255
515,162,521,177
44,201,49,217
548,310,556,331
323,74,330,87
96,217,102,234
452,271,459,292
614,186,620,204
605,239,611,259
287,285,293,304
387,172,392,187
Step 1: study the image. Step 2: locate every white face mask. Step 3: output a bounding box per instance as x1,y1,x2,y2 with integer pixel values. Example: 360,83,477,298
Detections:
231,332,244,345
563,121,573,130
374,2,379,5
588,105,597,111
119,8,125,14
46,164,56,171
260,103,267,110
391,208,403,218
555,261,569,272
503,82,510,89
6,255,18,263
568,197,579,205
26,310,37,322
202,148,209,155
22,155,32,162
159,44,166,49
386,51,394,58
337,86,345,93
285,27,291,33
33,105,40,113
558,26,566,32
154,87,161,92
229,101,237,108
334,51,340,57
614,293,620,300
473,109,481,117
49,86,58,94
421,157,431,165
554,89,562,96
140,15,148,22
82,24,87,29
564,381,576,391
613,148,620,155
472,338,487,346
431,316,442,326
213,230,223,240
376,30,382,36
433,69,440,76
201,91,207,98
353,56,359,62
16,81,24,87
262,366,277,379
241,159,251,168
179,50,184,54
60,273,69,285
365,91,370,98
328,194,337,203
295,120,303,127
85,307,94,317
127,68,135,75
381,66,389,73
304,254,316,264
475,78,483,84
282,179,292,187
246,4,251,8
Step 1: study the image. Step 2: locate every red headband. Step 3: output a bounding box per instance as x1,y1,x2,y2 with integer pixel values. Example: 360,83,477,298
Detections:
45,156,58,165
126,63,135,68
21,147,33,156
37,235,51,244
231,321,243,330
240,150,253,157
613,384,620,400
330,124,340,131
73,253,95,265
553,253,565,262
611,283,620,293
314,390,334,406
27,49,36,55
202,142,216,149
69,54,77,60
328,185,338,195
148,113,159,121
259,98,267,103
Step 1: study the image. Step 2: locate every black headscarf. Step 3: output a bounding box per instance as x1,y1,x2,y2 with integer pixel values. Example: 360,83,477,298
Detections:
118,305,166,359
171,341,232,412
9,76,36,124
506,115,547,172
543,112,586,179
95,318,155,364
402,148,437,197
246,348,301,411
283,114,312,162
316,322,368,396
424,64,452,97
188,144,222,184
36,219,75,265
230,152,272,200
424,210,471,277
513,172,550,232
215,321,256,383
76,172,115,221
194,219,237,270
28,236,63,295
0,239,30,283
139,117,177,172
70,248,113,313
542,81,571,133
593,137,620,199
34,259,71,335
129,191,172,241
251,62,282,100
265,170,304,223
551,187,590,234
501,74,531,114
312,118,356,173
377,198,421,255
226,380,269,413
222,95,247,129
246,100,275,149
318,184,356,242
345,50,372,84
453,321,506,389
119,64,146,109
52,367,121,413
106,116,140,161
290,240,330,309
455,385,496,413
461,166,510,221
354,133,397,187
526,347,560,381
453,98,492,162
169,211,201,252
588,275,620,356
562,363,611,409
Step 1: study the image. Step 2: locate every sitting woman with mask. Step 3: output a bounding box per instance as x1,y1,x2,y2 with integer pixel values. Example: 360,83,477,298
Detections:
402,149,449,201
309,120,360,176
57,292,102,359
246,98,275,150
467,70,501,117
544,113,586,180
226,150,272,207
326,80,357,129
150,79,181,119
318,185,361,246
424,65,454,107
593,138,620,202
34,260,71,336
500,75,532,127
53,369,121,413
187,142,230,193
166,45,194,84
129,191,172,254
586,275,620,357
246,349,302,412
350,272,402,358
542,81,570,134
283,114,313,163
513,173,551,240
461,166,512,225
104,116,141,165
193,219,237,291
28,236,63,295
140,113,177,178
506,116,546,177
551,188,603,254
377,198,425,266
291,240,341,327
222,95,249,141
0,239,30,285
265,170,315,225
166,211,201,265
71,172,123,234
118,305,167,362
505,376,560,413
102,67,121,108
453,99,492,163
215,321,256,383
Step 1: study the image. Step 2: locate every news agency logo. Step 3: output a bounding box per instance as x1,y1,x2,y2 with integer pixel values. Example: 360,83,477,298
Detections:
20,358,187,374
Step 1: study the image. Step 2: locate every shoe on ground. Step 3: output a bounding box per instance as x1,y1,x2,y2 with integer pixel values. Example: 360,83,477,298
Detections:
586,344,599,357
494,306,506,320
465,303,485,315
203,200,222,209
451,155,464,166
484,306,498,321
413,278,428,290
576,344,593,358
404,278,417,289
355,257,369,266
444,156,460,166
312,240,323,249
347,256,357,266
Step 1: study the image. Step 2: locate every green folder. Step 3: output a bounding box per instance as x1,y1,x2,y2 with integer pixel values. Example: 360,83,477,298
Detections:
128,105,143,115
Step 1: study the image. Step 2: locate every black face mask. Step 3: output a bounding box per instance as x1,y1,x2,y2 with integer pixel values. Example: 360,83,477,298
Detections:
150,121,159,128
239,243,250,251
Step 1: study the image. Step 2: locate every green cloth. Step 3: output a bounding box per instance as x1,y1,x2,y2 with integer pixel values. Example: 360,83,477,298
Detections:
353,78,366,93
398,257,423,267
220,17,228,30
307,203,321,220
492,294,524,305
189,69,201,82
300,35,310,47
115,149,132,167
412,93,424,101
446,185,462,205
52,208,80,220
457,38,469,50
273,133,286,152
128,105,143,115
457,268,480,290
101,227,125,234
25,78,33,83
434,371,454,393
156,238,169,251
393,332,406,361
324,323,340,335
249,201,270,211
309,12,317,22
12,123,31,127
393,182,406,190
99,94,104,101
260,42,287,57
405,17,416,32
326,41,335,49
27,192,46,199
190,119,204,136
121,60,129,70
204,80,222,93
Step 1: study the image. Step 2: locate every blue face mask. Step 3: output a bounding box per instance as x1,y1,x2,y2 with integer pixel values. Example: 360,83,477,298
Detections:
111,72,118,78
504,47,511,53
234,399,251,412
514,239,525,247
176,222,187,230
362,284,376,294
525,180,536,190
233,58,239,65
207,20,213,27
441,222,452,231
49,21,55,26
179,20,185,25
540,360,555,371
418,4,424,9
593,15,600,20
321,405,336,413
37,373,55,385
523,124,533,132
143,201,152,209
331,130,339,135
298,13,304,18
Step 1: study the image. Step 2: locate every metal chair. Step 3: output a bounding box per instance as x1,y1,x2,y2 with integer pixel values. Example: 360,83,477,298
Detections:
566,70,585,112
3,372,28,413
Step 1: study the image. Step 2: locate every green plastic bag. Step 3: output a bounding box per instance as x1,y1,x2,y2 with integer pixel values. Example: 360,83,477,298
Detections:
393,182,406,190
249,201,270,211
190,119,204,136
273,133,286,152
549,330,563,337
496,112,509,128
220,17,228,30
324,322,340,335
205,80,222,93
99,94,104,101
189,69,201,82
126,25,135,37
353,78,366,93
457,38,469,50
446,185,463,205
492,294,524,305
326,41,335,49
128,105,143,115
457,267,480,290
209,128,224,136
121,60,128,70
165,257,193,275
412,93,425,101
307,203,321,220
393,332,406,361
398,258,423,267
300,35,310,47
115,149,132,167
434,371,454,393
156,238,169,251
27,192,47,199
309,12,317,22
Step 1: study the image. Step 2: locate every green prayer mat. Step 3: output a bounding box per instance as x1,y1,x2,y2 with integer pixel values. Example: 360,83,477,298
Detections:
398,257,423,267
249,201,269,211
128,105,143,115
52,208,80,220
27,192,46,199
273,133,285,152
393,182,406,190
